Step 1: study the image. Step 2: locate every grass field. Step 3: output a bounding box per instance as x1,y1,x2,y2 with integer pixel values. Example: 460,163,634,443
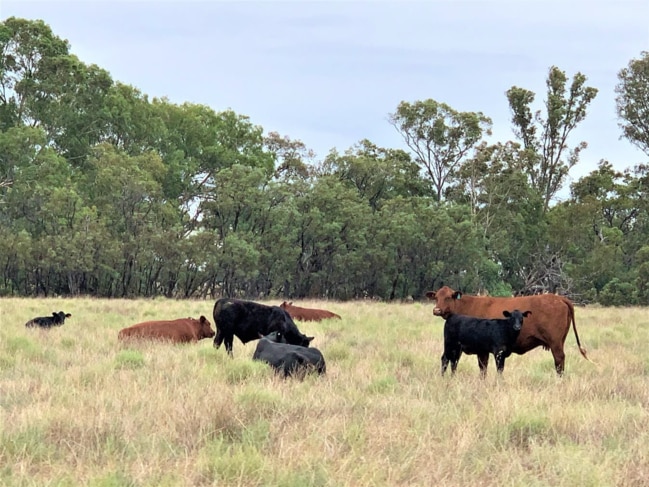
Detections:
1,297,648,486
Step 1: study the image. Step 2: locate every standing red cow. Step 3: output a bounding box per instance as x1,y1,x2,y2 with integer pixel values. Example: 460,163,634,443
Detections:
279,301,341,322
426,286,589,375
118,316,215,343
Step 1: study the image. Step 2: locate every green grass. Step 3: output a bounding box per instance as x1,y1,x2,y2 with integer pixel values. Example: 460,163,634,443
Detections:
1,297,648,486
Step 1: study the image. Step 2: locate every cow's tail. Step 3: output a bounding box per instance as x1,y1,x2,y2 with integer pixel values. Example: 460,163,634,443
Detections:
564,298,591,362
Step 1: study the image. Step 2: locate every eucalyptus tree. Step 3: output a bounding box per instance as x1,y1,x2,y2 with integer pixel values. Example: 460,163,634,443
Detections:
155,103,274,233
0,17,113,164
616,51,649,155
374,197,490,299
79,144,170,296
551,160,649,302
0,17,69,129
264,131,314,181
102,83,163,155
388,99,492,202
320,139,426,211
448,141,551,294
506,66,598,213
290,175,370,299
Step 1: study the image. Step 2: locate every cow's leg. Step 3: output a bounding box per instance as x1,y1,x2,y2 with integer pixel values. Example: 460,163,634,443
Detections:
213,329,224,349
495,351,505,374
477,353,489,378
441,354,449,376
224,335,234,356
450,351,461,375
551,345,566,376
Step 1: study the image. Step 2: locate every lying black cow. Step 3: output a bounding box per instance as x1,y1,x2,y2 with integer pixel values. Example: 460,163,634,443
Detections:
253,331,326,378
441,309,531,377
213,298,313,356
25,311,72,328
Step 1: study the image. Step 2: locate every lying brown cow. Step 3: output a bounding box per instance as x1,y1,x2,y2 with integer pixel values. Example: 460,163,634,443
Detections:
426,286,589,376
118,316,215,343
279,301,341,322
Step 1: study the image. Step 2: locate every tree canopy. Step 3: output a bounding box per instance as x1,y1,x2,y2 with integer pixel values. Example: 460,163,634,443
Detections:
1,17,648,305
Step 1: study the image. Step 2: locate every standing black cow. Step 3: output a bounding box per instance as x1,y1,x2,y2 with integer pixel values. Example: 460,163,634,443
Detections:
253,331,326,378
441,309,531,377
213,298,313,356
25,311,72,328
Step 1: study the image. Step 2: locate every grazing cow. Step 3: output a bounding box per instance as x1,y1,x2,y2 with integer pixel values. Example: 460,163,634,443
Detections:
279,301,341,321
118,316,215,343
25,311,71,328
426,286,589,375
253,331,326,378
441,310,531,377
213,298,313,356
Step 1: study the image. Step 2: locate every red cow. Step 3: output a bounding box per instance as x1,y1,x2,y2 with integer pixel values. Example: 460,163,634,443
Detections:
425,286,589,375
118,316,215,343
279,301,341,322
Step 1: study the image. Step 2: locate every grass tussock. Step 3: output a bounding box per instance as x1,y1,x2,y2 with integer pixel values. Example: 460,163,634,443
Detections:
1,297,649,486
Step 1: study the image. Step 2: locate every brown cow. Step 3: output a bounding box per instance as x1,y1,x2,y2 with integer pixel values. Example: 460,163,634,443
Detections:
279,301,341,322
425,286,589,376
118,316,215,343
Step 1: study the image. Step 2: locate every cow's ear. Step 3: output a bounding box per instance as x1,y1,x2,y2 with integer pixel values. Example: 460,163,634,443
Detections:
523,310,532,317
425,292,436,300
306,336,314,344
452,292,462,300
503,310,511,317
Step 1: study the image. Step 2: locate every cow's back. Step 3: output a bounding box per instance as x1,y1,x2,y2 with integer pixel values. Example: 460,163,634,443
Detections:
282,303,341,322
253,338,325,377
213,299,280,343
118,319,200,343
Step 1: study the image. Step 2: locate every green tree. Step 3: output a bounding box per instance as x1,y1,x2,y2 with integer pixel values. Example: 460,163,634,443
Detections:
290,176,370,299
81,144,169,296
0,17,113,165
616,51,649,155
321,139,425,211
450,142,549,294
264,131,314,181
552,161,649,302
507,66,598,212
0,17,69,128
388,99,492,202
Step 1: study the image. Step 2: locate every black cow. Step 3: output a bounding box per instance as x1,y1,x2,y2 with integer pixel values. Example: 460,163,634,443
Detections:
253,331,326,378
25,311,72,328
441,309,531,377
213,298,313,356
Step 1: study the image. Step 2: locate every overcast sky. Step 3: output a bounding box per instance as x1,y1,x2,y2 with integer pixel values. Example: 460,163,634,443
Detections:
2,0,648,194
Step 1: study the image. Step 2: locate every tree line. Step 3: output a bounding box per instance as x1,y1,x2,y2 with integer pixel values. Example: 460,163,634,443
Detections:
1,17,648,304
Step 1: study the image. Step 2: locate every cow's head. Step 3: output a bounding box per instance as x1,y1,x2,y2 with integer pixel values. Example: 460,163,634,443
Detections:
272,308,314,347
502,309,532,331
54,311,71,325
261,331,288,343
198,315,216,339
426,286,462,317
283,326,314,348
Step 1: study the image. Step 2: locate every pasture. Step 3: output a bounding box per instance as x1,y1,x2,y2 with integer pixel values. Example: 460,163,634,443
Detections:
1,297,648,486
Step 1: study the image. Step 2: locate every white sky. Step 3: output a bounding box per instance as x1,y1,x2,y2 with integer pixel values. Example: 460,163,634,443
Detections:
2,0,648,197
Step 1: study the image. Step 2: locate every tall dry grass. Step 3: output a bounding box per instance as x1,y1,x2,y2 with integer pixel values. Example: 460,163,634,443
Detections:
1,297,648,486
